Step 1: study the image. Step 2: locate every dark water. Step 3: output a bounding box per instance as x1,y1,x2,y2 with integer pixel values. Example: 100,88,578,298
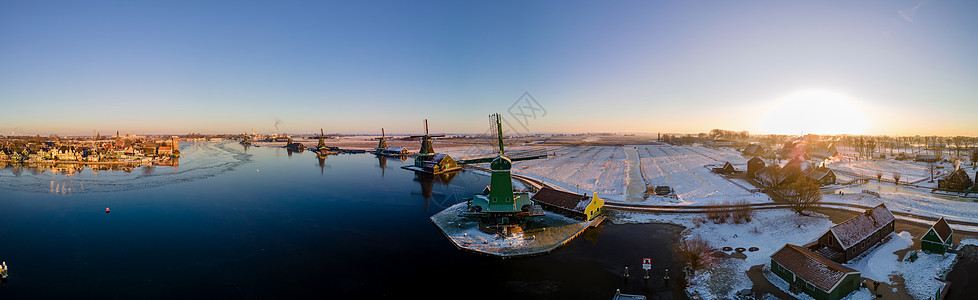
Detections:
0,142,685,299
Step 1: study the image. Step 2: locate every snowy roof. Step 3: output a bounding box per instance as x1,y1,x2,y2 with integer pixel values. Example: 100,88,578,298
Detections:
531,186,589,213
744,143,762,155
810,149,838,159
771,244,859,292
932,217,952,243
805,168,833,181
829,204,895,250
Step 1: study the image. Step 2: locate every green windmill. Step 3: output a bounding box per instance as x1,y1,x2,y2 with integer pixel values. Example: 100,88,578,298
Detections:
464,113,544,235
402,120,460,174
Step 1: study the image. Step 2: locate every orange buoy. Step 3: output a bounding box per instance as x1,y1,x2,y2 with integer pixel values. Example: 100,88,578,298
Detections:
105,208,110,213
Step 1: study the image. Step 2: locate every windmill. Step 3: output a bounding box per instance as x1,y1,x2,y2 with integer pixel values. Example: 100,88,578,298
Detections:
313,128,336,157
460,113,545,235
410,119,444,156
402,119,461,174
456,114,548,164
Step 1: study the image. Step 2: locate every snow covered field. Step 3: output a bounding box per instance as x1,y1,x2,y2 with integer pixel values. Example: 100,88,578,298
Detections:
635,145,768,205
439,145,631,200
827,159,950,185
822,191,978,229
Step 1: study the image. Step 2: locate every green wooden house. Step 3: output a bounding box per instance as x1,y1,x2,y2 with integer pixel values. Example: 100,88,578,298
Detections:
921,217,953,254
771,244,862,300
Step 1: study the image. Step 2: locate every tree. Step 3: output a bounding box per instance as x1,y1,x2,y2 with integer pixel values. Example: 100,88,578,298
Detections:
876,171,883,182
678,236,716,274
786,178,821,215
893,172,901,185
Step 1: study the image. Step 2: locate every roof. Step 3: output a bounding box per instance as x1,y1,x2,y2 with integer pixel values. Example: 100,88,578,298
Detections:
531,186,589,213
805,168,834,181
932,217,953,243
744,143,762,155
748,156,765,164
771,244,859,292
829,204,895,249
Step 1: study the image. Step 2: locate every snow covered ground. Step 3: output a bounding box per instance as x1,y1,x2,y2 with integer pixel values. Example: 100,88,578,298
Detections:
615,209,833,299
827,159,954,186
844,232,913,284
511,146,629,200
634,145,768,205
898,250,957,300
821,191,978,229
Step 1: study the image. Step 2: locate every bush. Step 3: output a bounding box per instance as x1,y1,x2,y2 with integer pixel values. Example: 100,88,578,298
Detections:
678,236,716,273
731,199,754,223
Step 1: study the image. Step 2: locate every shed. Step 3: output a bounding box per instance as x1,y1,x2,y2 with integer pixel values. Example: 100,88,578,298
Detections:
921,217,953,254
713,161,735,174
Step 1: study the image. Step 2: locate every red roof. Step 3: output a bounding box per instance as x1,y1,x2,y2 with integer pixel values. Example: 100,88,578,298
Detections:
830,204,895,249
771,244,859,292
531,186,589,212
932,217,953,243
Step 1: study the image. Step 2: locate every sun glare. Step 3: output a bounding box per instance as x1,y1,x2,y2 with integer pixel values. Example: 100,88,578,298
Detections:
759,90,869,135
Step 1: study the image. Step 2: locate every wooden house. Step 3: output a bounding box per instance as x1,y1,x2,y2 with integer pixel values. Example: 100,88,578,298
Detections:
743,143,763,156
915,155,939,163
921,217,953,254
937,169,973,191
810,204,895,263
770,244,861,300
747,157,765,177
531,186,604,221
804,167,836,186
712,161,736,174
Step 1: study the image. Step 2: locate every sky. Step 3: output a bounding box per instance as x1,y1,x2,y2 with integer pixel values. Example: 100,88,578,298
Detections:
1,0,976,137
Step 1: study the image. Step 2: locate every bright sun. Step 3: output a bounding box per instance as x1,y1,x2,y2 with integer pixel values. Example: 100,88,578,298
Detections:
760,90,869,135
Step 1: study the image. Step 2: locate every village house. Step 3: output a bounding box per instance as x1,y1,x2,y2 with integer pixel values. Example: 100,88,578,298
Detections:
921,217,954,254
747,156,765,177
743,143,764,157
809,204,895,263
915,155,939,163
804,167,837,186
770,244,862,300
530,186,604,221
937,169,973,191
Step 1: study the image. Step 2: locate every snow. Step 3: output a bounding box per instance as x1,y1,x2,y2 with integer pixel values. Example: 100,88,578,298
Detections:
634,145,768,205
898,251,956,300
843,231,913,284
615,209,833,299
821,190,978,229
512,146,629,200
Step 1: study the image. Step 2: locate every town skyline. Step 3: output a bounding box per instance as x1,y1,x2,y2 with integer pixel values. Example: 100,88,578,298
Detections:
2,1,977,137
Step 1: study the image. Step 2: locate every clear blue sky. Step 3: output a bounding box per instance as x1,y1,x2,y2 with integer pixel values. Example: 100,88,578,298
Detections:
1,0,975,136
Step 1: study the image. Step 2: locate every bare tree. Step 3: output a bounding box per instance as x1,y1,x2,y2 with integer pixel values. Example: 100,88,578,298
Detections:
786,178,822,215
678,236,716,273
876,171,883,182
893,172,901,185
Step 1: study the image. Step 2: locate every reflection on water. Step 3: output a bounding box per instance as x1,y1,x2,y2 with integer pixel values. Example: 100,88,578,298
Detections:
0,142,247,194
